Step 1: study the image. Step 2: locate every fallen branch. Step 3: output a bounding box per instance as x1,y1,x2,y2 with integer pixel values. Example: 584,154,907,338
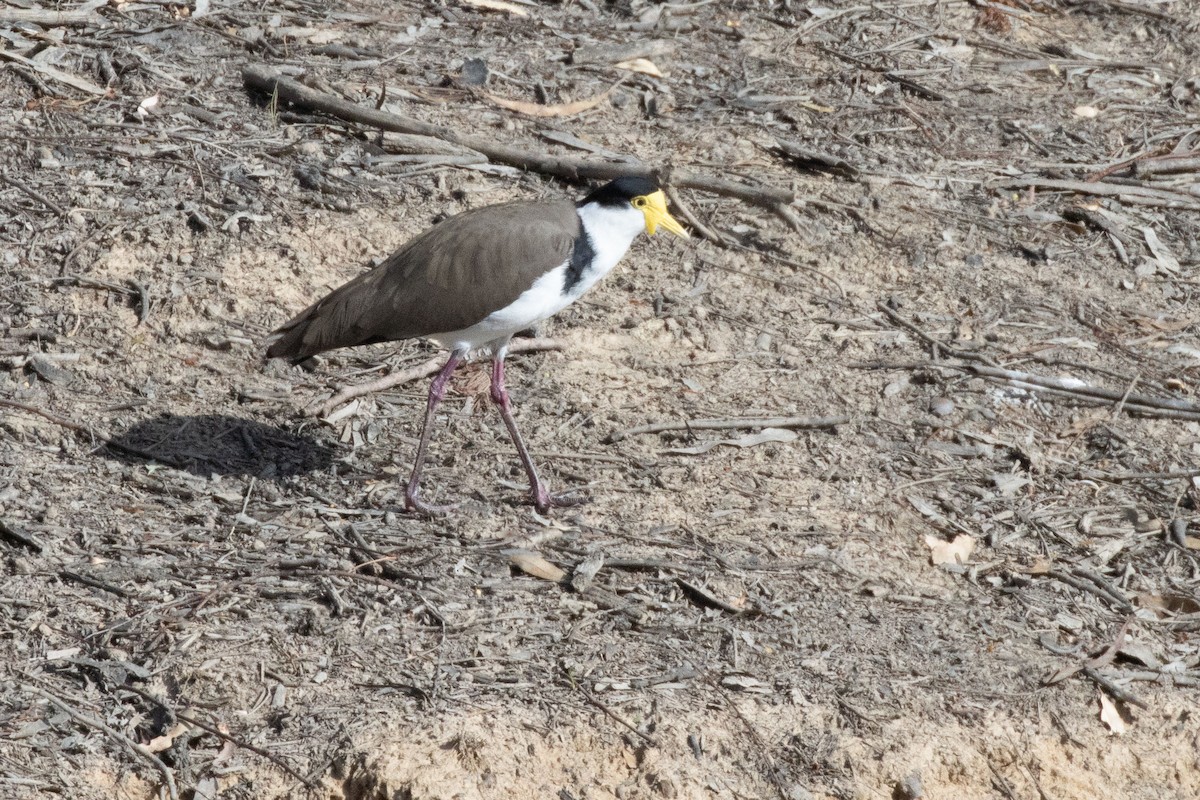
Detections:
313,338,566,418
968,364,1200,419
994,177,1200,211
241,64,794,211
858,357,1200,422
605,415,849,444
0,4,104,27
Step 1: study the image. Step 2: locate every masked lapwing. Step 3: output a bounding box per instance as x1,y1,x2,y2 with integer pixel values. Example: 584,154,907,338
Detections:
267,176,688,515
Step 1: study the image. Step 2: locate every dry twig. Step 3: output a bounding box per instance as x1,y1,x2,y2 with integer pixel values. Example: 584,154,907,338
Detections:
605,415,848,444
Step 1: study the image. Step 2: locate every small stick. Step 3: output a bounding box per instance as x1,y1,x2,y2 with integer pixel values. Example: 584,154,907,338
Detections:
1096,468,1200,482
710,678,790,800
25,685,179,800
0,399,90,432
0,174,67,216
1082,667,1148,709
1112,374,1138,417
128,279,151,325
0,7,100,26
0,398,192,468
578,686,658,747
311,338,566,417
59,570,132,598
664,186,726,244
1046,569,1131,611
992,177,1200,211
699,255,842,302
750,244,846,300
0,519,42,553
1046,618,1134,686
876,303,998,365
1119,670,1200,687
606,415,848,444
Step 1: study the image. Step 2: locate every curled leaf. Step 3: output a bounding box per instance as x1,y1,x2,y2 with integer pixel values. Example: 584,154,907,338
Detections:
614,58,663,77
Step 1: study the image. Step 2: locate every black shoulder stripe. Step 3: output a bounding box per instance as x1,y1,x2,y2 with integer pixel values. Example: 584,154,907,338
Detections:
564,224,594,295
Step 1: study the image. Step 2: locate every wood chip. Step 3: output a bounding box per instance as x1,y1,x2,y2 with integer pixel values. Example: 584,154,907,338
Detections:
483,84,617,118
570,552,605,593
461,0,529,17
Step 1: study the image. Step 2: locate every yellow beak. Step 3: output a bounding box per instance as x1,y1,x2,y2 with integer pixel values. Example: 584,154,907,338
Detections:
638,190,689,238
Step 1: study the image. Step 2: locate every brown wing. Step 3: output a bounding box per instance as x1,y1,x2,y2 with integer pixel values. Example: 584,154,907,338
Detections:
266,199,579,361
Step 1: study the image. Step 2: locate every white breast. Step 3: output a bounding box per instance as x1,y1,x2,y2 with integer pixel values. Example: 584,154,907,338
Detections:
430,202,646,354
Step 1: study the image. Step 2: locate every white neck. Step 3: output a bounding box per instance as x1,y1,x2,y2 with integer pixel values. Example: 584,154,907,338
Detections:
575,201,645,292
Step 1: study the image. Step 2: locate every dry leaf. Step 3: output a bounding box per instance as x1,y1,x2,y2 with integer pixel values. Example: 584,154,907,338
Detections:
1142,227,1180,274
136,94,160,121
146,722,189,753
508,549,565,582
1135,592,1200,615
1099,694,1126,735
614,58,663,77
462,0,529,15
925,534,976,566
484,84,616,118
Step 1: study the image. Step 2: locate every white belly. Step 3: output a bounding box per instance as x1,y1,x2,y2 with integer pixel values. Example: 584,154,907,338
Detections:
428,261,580,353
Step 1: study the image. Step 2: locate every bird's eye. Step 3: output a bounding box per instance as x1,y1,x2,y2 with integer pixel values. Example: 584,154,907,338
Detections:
632,196,647,208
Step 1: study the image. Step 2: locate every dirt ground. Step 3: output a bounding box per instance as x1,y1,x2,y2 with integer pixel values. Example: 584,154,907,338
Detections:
2,1,1200,798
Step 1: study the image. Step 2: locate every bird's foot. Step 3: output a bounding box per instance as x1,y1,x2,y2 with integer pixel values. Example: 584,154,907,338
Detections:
404,486,457,517
531,483,587,514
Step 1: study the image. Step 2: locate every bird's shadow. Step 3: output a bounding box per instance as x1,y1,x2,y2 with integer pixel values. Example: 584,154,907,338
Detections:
103,413,336,478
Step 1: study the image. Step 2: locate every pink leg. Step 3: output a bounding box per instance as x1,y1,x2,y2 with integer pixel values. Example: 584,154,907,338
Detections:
404,351,464,516
490,356,580,512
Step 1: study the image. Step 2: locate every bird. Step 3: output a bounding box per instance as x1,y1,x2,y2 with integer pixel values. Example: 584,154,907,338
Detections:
266,176,688,515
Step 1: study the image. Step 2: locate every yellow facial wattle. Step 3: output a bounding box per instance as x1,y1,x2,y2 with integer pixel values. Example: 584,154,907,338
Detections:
633,190,689,238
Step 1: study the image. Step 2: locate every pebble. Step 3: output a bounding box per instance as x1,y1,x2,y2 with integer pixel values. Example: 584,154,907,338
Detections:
929,396,955,416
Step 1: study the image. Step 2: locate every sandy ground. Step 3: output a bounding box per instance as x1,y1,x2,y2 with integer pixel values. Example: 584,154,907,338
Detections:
2,2,1199,799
